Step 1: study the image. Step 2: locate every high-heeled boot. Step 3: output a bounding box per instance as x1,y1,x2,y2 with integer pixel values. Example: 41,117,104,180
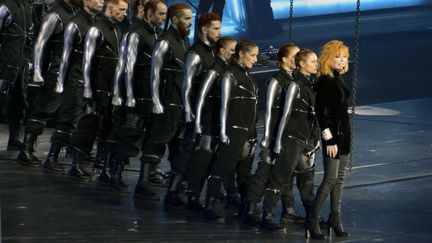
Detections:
164,172,185,207
328,154,350,237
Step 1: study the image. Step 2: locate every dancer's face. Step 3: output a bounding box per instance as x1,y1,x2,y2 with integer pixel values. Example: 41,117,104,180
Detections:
239,46,259,69
300,53,318,75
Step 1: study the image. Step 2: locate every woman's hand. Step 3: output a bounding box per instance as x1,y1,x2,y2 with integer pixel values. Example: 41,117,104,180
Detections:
326,145,338,158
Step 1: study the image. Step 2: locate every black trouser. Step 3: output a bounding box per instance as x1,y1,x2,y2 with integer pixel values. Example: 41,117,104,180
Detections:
280,168,315,210
25,76,84,145
110,106,151,162
0,62,28,133
70,100,113,156
261,138,314,216
170,122,196,176
140,105,184,169
206,127,254,199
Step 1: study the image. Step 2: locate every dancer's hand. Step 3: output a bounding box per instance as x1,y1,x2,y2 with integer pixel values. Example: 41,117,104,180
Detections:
326,145,338,158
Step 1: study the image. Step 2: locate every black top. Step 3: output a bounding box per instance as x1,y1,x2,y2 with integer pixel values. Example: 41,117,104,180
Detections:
89,15,122,102
158,25,190,106
226,61,258,130
283,71,318,144
45,0,78,77
128,18,162,105
315,70,351,146
186,38,216,110
67,10,97,85
201,56,230,135
0,0,32,82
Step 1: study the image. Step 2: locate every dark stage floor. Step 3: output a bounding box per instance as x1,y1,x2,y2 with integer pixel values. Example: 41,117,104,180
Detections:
1,97,432,242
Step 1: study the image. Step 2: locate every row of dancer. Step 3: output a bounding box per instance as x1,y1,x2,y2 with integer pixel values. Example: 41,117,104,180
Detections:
0,0,352,239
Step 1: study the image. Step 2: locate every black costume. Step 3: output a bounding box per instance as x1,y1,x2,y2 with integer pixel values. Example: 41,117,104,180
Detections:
19,0,79,170
53,9,97,177
185,56,233,210
68,15,122,179
135,25,190,200
0,0,32,152
162,37,216,206
109,18,162,188
246,70,319,230
203,61,257,221
310,70,351,237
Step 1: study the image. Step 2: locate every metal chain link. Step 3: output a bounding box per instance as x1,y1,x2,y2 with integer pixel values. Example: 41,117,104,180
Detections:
288,0,294,41
349,0,361,174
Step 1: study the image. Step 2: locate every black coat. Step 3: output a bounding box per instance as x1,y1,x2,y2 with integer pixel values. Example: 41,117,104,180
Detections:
315,70,351,149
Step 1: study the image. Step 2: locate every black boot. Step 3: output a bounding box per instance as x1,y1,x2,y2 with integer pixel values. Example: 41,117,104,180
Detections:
260,211,285,232
16,133,40,166
163,172,185,208
186,192,205,212
260,188,285,231
7,122,23,151
134,162,160,200
98,151,112,184
203,197,224,223
68,150,91,180
280,206,304,224
305,216,326,239
108,156,128,190
242,201,261,227
42,143,64,173
327,154,350,237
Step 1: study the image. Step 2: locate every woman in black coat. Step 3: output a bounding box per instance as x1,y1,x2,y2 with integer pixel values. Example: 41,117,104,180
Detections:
308,40,351,239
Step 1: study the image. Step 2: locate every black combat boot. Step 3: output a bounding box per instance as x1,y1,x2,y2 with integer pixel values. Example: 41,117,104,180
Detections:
16,133,40,166
134,162,160,200
42,143,64,173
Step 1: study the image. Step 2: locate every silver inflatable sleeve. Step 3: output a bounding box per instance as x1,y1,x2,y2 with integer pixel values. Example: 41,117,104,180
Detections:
194,69,218,134
112,33,129,106
150,40,169,114
124,32,139,107
260,78,280,149
33,13,60,84
273,82,299,154
56,22,78,93
82,27,101,99
0,5,11,33
181,52,201,122
220,71,234,144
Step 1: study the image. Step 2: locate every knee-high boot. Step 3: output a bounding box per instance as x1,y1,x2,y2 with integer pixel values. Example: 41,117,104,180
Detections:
17,133,41,166
42,143,64,173
307,157,340,239
134,162,160,200
261,188,285,231
164,172,185,207
328,154,350,237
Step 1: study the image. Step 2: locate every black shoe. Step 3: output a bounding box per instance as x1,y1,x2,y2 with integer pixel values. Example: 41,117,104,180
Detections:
17,151,41,166
68,166,91,180
186,196,205,212
225,192,242,209
280,212,305,224
42,159,64,173
133,184,160,200
203,208,225,223
164,191,185,208
260,218,285,232
98,171,111,184
108,176,128,190
7,137,23,151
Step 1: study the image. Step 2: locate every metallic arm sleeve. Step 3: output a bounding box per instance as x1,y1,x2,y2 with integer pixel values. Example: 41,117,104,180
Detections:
194,69,218,134
260,78,280,149
56,23,78,93
124,33,139,108
150,40,169,114
112,32,129,106
0,5,11,33
82,27,102,99
182,52,201,122
220,71,234,144
33,13,60,84
273,83,299,154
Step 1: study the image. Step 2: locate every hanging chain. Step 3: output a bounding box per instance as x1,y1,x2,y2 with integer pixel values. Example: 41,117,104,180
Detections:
349,0,361,174
288,0,294,41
